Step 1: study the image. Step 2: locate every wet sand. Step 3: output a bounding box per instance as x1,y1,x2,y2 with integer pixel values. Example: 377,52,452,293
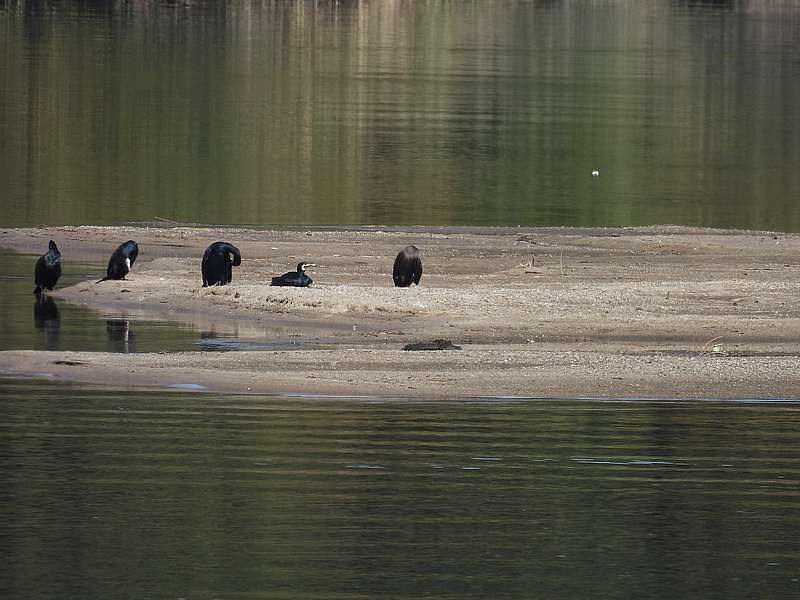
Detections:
1,224,799,399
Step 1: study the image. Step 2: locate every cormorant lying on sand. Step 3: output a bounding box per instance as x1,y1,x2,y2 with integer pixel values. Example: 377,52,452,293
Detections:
202,242,242,287
98,240,139,282
392,245,422,287
33,240,62,294
271,262,315,287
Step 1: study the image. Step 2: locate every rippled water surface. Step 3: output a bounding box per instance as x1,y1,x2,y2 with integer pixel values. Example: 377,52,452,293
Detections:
2,1,799,230
2,380,800,599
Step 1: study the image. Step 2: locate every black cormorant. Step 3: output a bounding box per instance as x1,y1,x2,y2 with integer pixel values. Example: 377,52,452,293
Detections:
392,246,422,287
33,240,62,294
201,242,242,287
98,240,139,282
271,262,315,287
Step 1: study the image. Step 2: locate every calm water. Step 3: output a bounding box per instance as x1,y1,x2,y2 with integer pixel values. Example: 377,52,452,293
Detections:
0,250,208,353
2,1,799,230
1,381,800,599
0,249,327,353
3,4,800,593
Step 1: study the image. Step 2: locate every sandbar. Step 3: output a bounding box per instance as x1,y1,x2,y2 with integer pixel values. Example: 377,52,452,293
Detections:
1,224,798,399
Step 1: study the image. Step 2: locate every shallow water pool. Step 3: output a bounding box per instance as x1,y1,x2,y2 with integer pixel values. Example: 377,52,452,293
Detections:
0,251,203,353
0,251,327,354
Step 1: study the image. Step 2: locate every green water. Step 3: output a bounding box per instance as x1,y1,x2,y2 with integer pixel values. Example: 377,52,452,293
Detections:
0,250,206,353
2,382,800,599
0,250,329,353
2,1,799,230
3,4,800,596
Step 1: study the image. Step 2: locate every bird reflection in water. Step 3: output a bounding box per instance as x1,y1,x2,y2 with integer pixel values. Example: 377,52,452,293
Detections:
33,295,61,350
106,319,136,353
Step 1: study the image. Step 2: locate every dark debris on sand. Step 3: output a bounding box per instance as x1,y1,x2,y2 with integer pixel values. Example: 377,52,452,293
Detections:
403,339,462,351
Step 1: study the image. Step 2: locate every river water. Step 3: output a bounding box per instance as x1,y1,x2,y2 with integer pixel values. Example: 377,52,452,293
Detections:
1,383,800,599
3,3,800,597
2,0,799,230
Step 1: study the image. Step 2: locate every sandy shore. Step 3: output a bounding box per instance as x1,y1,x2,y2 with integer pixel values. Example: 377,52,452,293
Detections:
1,224,799,399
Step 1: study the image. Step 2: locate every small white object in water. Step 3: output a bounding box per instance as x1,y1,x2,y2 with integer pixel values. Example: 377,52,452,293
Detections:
591,170,600,177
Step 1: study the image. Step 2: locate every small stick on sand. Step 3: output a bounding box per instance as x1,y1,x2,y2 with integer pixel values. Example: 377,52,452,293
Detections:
697,336,725,359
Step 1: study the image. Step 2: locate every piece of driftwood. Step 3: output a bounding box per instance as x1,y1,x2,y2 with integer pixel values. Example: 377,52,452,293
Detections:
402,339,462,351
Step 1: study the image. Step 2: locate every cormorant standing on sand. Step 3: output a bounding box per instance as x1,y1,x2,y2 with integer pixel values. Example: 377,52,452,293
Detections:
98,240,139,282
33,240,62,294
271,262,315,287
392,246,422,287
202,242,242,287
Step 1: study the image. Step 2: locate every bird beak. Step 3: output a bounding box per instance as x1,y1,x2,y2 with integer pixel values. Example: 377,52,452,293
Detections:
305,263,317,268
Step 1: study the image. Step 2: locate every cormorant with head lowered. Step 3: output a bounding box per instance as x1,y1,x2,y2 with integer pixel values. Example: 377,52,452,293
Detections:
33,240,62,295
202,242,242,287
271,262,315,287
98,240,139,282
392,246,422,287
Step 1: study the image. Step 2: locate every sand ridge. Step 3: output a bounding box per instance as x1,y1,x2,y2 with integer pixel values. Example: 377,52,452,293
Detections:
1,224,798,399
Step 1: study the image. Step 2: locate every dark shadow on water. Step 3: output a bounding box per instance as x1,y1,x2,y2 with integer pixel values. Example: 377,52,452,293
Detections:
105,319,136,354
33,294,60,351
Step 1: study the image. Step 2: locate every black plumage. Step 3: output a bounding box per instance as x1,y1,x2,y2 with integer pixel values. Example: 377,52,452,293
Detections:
392,245,422,287
271,262,315,287
202,242,242,287
99,240,139,282
33,240,62,294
